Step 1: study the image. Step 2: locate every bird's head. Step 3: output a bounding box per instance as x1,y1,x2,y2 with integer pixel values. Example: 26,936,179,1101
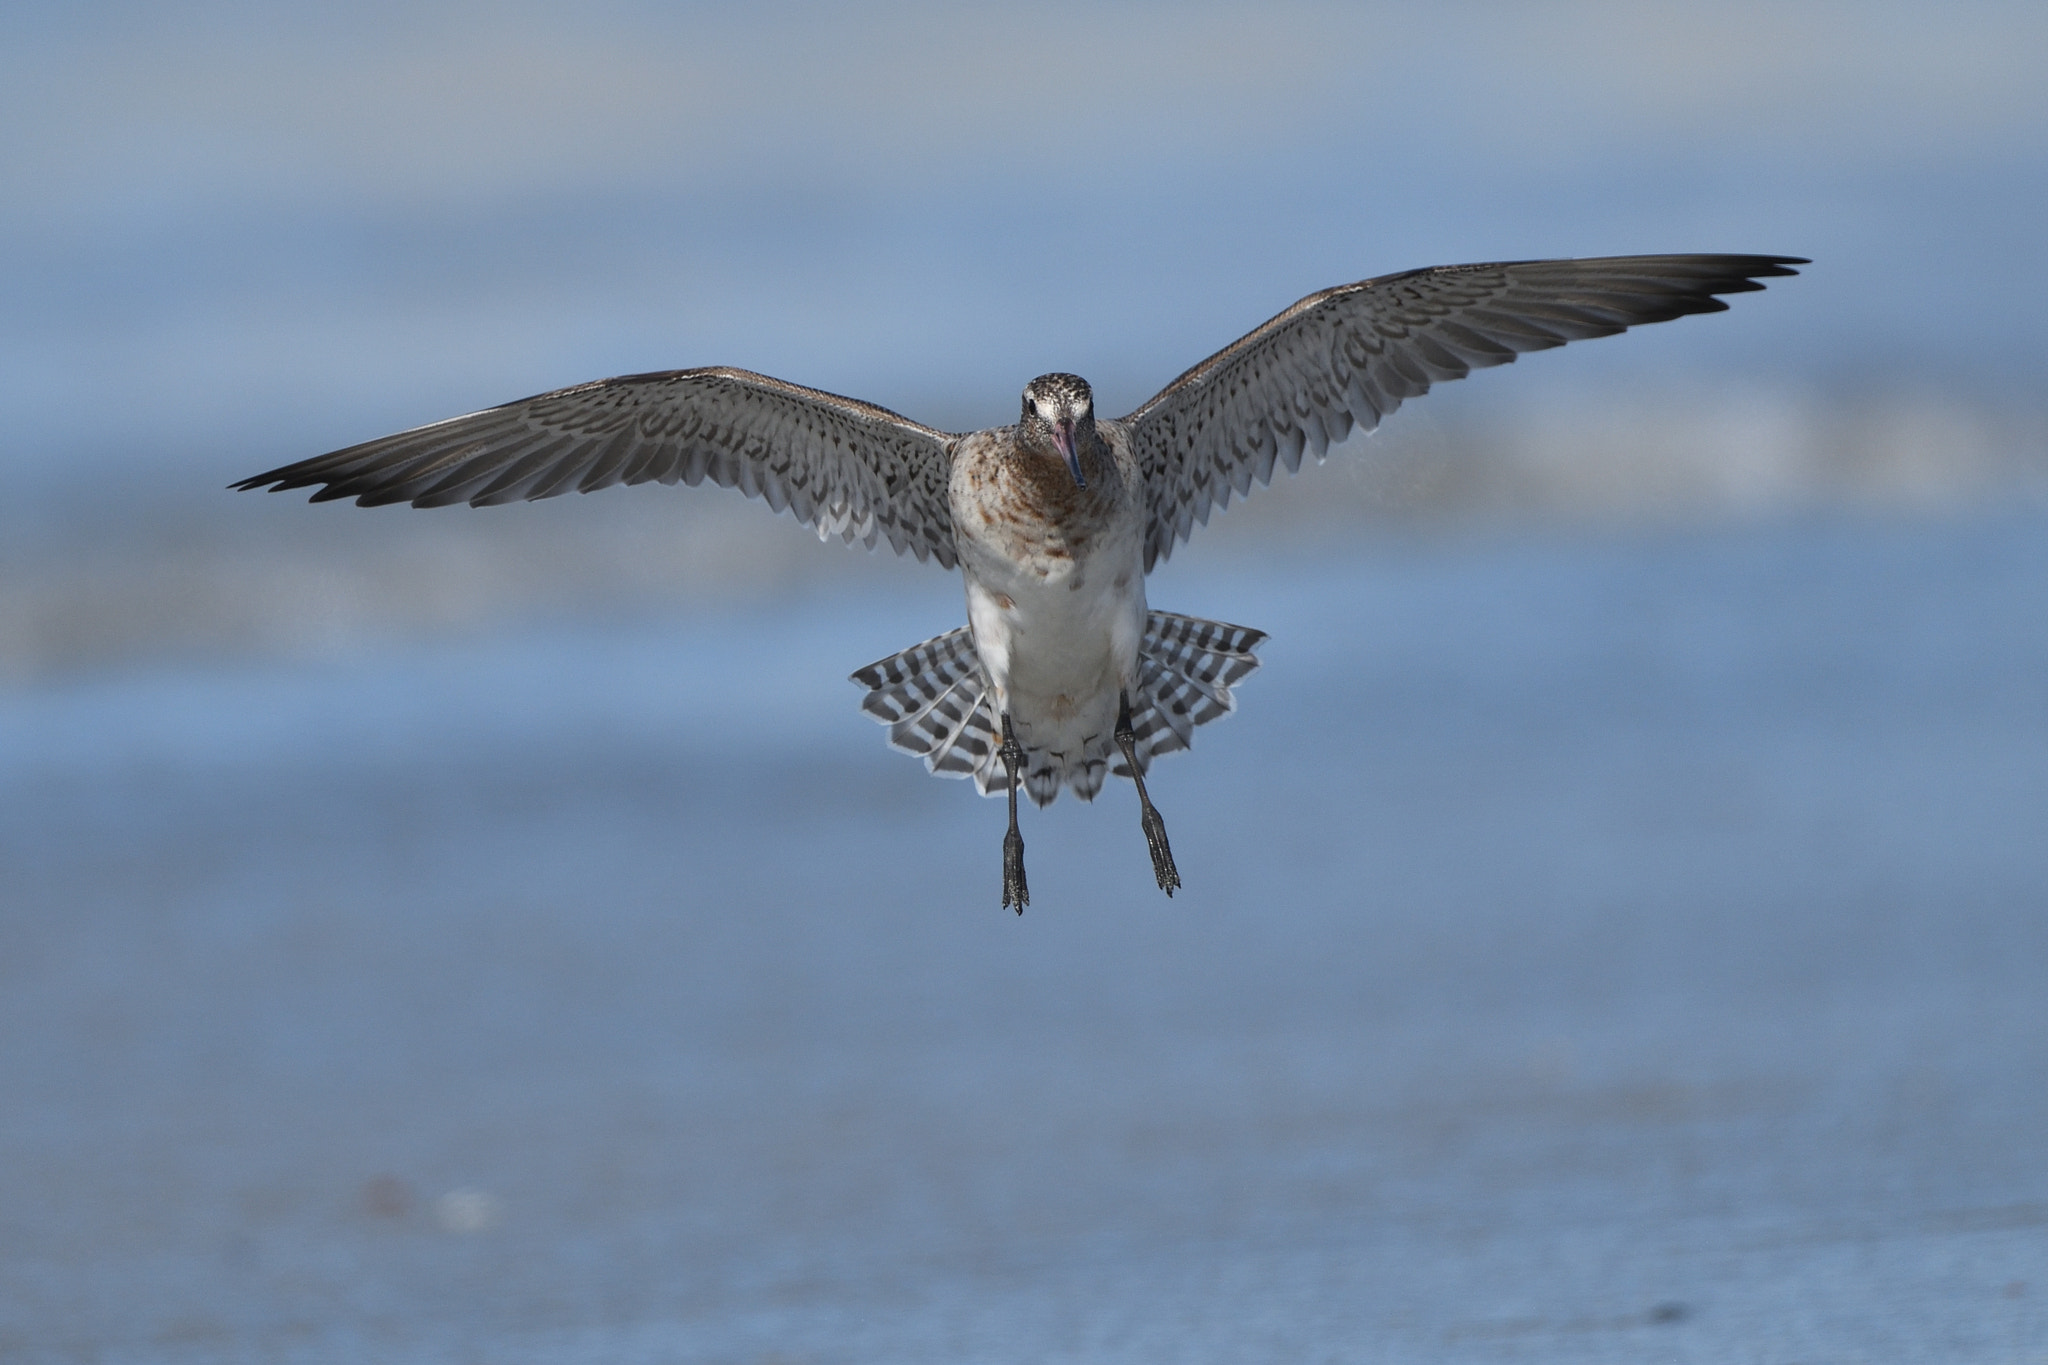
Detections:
1020,373,1096,488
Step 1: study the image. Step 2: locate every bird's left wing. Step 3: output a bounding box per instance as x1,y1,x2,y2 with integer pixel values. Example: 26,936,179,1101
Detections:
1120,254,1805,570
236,366,963,566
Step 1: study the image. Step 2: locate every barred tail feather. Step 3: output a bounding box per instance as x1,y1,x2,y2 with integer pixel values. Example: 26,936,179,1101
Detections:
1115,612,1267,778
850,627,1000,781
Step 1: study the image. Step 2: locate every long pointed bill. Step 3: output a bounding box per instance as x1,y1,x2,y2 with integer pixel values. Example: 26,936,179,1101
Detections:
1053,420,1085,488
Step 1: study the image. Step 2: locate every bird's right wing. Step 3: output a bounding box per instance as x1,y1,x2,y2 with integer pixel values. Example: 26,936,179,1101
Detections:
1121,254,1805,570
236,367,963,567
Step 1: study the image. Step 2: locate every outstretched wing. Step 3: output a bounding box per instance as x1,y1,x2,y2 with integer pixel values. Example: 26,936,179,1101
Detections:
236,367,963,567
1121,253,1806,570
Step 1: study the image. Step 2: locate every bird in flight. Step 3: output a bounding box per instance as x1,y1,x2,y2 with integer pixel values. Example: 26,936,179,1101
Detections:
238,253,1804,911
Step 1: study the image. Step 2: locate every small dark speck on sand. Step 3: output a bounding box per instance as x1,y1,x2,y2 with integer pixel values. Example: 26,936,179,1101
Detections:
361,1175,414,1220
1648,1301,1691,1325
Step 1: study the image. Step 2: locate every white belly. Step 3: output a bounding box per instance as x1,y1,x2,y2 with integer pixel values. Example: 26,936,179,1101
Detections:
957,519,1147,799
969,549,1144,711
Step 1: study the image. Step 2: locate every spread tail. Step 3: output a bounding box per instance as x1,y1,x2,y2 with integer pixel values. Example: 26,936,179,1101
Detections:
851,612,1265,800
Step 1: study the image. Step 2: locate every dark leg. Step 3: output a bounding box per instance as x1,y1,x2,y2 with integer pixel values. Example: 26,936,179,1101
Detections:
1115,690,1181,896
999,713,1029,914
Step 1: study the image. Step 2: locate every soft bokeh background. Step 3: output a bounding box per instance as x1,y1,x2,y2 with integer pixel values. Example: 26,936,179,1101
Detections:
4,3,2046,1360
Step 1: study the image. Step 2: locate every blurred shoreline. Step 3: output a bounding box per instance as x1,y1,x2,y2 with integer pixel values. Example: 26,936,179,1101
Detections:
5,389,2041,688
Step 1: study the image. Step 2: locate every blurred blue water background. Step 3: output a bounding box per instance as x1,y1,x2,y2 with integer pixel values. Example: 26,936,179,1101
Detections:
3,2,2047,1359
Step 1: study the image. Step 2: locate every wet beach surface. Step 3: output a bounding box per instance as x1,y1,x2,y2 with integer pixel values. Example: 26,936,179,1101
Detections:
4,509,2047,1362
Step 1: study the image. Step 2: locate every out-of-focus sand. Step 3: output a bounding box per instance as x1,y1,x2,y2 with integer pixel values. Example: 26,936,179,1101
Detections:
4,510,2045,1361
